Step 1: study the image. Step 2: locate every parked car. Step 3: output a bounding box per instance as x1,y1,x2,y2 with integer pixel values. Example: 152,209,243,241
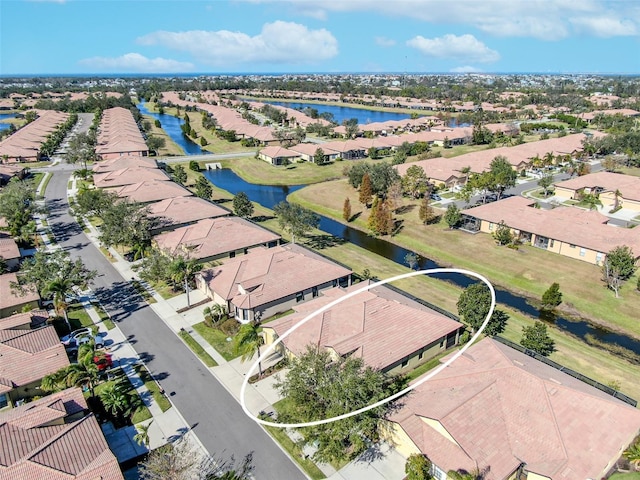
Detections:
430,193,442,201
42,294,80,309
60,327,92,346
94,352,113,371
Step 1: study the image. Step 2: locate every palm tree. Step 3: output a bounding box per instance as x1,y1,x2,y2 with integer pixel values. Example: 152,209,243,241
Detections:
613,189,622,211
543,151,555,167
100,380,142,418
134,421,152,447
41,369,69,393
66,361,100,397
43,278,75,329
204,303,227,326
624,442,640,467
169,249,202,308
234,322,264,377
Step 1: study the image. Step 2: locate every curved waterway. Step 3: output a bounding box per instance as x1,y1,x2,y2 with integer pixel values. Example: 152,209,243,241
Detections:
204,167,640,354
140,103,640,354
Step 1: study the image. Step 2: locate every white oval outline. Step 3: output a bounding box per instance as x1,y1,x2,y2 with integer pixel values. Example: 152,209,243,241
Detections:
240,268,495,428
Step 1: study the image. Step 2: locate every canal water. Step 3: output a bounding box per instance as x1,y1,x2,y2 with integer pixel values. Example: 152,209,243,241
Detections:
0,113,17,131
145,104,640,354
137,102,204,155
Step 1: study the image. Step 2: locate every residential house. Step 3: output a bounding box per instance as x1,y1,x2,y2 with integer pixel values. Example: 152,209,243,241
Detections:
154,217,281,263
553,171,640,213
92,155,158,174
0,310,48,331
0,325,69,409
460,196,640,265
386,337,640,480
257,146,301,166
321,139,367,160
289,143,340,163
0,110,70,163
0,273,39,318
106,180,192,204
96,107,148,160
147,196,230,233
93,166,170,188
263,281,463,373
196,243,351,323
0,388,124,479
0,233,21,271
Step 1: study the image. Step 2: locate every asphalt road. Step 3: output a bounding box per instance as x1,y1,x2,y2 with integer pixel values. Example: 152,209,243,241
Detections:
42,162,305,480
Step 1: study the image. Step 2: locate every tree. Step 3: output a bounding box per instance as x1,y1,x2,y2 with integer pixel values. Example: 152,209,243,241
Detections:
232,192,254,219
444,203,462,229
43,277,75,328
189,160,200,172
418,195,437,224
488,155,517,199
453,282,508,337
541,283,562,310
100,380,142,419
134,421,152,447
405,454,433,480
537,173,554,197
169,252,202,307
342,118,359,139
359,173,374,207
623,441,640,468
313,147,326,165
402,165,430,199
99,200,157,251
274,347,403,464
602,245,637,298
492,221,513,246
367,146,379,160
273,201,319,243
203,303,227,327
581,192,602,210
405,252,420,270
146,135,166,155
343,197,352,221
195,176,213,199
234,321,264,377
0,177,38,238
520,321,555,356
74,188,116,218
134,248,173,285
172,165,187,185
368,162,400,197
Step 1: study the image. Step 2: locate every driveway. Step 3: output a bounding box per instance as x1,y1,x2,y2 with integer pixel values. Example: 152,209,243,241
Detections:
42,162,305,480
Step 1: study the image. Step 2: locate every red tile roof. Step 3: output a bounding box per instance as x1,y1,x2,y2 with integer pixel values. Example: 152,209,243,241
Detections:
154,217,280,261
92,155,158,173
0,233,20,261
555,171,640,202
390,337,640,480
267,282,461,370
199,243,351,309
0,326,69,393
0,273,39,314
0,388,123,480
107,181,192,203
93,166,170,188
148,196,230,229
0,310,48,331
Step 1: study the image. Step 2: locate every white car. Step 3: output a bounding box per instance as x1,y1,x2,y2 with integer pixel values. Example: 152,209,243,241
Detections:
65,333,104,352
61,327,91,346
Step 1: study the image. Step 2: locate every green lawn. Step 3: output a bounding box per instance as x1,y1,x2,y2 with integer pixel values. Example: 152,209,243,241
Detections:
67,303,97,332
263,425,326,480
192,321,239,361
130,280,157,304
91,302,115,330
135,364,172,412
404,352,450,383
179,330,218,367
89,371,152,424
610,472,640,479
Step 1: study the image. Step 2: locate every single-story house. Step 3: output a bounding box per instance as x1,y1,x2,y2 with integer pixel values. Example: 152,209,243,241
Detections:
92,154,158,173
321,140,367,160
553,171,640,213
257,146,301,166
196,243,351,323
0,325,69,409
386,337,640,480
147,196,230,233
288,143,340,163
106,180,192,204
263,281,463,374
0,233,21,271
460,196,640,265
0,309,48,331
0,388,124,479
154,216,281,263
0,273,39,318
0,164,28,186
93,166,170,188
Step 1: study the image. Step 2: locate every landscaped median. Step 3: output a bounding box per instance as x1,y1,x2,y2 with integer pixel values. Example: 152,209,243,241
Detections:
178,328,218,367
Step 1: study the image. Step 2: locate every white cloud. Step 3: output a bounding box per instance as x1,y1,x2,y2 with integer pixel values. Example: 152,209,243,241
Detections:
407,34,500,63
450,65,483,73
375,36,396,47
570,16,637,37
252,0,639,40
137,21,338,66
78,53,194,73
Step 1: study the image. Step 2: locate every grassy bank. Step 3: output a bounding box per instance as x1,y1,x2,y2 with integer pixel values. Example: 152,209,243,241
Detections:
287,179,640,341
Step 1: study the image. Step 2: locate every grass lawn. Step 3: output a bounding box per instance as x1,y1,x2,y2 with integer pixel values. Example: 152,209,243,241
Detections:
287,179,640,341
610,473,640,479
90,372,152,424
192,321,239,361
134,364,172,412
263,425,326,480
179,329,218,367
92,302,116,330
404,352,450,383
67,303,97,331
131,280,157,304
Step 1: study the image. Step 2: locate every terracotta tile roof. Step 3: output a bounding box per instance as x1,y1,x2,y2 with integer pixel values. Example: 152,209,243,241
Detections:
93,166,170,188
0,111,70,161
148,196,230,229
0,310,48,330
199,243,351,309
554,171,640,202
258,146,300,159
107,181,192,203
0,388,123,480
461,196,640,256
0,233,20,261
0,273,39,313
390,337,640,480
0,326,69,391
288,143,339,157
92,155,158,173
268,282,461,370
154,217,280,261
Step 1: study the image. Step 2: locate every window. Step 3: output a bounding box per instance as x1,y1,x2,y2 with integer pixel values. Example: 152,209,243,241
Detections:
569,244,576,248
242,309,249,321
0,393,7,409
580,248,586,257
332,279,338,287
312,286,318,298
430,464,447,480
229,251,236,258
401,359,409,368
596,252,603,264
549,239,554,248
488,222,494,231
418,351,424,360
296,291,304,303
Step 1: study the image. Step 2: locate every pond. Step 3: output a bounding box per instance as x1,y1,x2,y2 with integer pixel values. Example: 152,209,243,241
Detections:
203,167,640,355
0,112,17,131
137,102,203,155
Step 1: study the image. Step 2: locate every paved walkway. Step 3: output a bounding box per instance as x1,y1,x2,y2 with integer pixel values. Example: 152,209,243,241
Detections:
50,175,407,478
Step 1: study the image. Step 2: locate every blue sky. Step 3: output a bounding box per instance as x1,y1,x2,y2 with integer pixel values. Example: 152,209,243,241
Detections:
1,0,639,75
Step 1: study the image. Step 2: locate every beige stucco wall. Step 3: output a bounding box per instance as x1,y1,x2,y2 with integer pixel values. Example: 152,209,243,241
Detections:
525,472,551,480
379,419,422,458
600,191,640,212
383,335,456,375
553,186,577,201
0,300,40,319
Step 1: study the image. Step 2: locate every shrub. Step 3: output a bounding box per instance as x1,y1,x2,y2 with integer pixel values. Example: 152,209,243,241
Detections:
219,318,240,336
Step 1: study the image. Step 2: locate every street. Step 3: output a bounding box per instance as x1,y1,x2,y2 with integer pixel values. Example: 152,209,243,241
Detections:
42,161,305,480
